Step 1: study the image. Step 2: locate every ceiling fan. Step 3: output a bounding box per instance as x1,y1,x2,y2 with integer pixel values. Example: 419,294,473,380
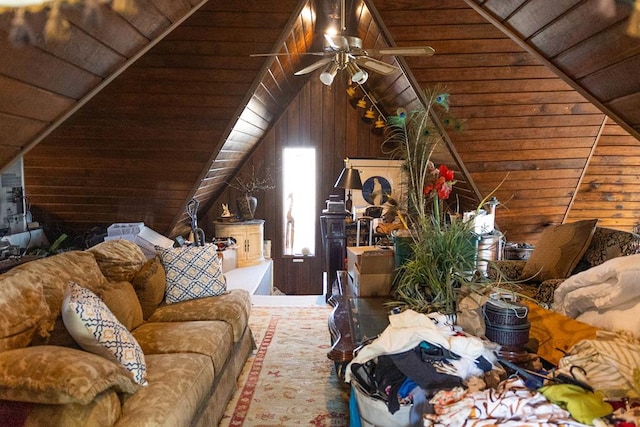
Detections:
252,0,435,86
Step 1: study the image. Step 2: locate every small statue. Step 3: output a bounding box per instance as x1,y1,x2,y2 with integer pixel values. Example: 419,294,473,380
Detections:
221,203,232,218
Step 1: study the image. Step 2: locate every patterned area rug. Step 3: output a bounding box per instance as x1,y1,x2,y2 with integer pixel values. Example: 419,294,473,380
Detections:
219,305,350,426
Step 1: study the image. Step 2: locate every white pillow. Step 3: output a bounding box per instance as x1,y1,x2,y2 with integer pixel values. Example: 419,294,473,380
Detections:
157,244,227,304
62,281,148,386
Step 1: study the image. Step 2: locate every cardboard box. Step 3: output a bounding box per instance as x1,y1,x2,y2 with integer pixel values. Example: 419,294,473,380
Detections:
347,246,395,296
347,246,388,280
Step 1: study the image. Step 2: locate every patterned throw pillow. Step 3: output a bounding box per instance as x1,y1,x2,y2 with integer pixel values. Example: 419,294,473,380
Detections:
157,244,227,304
61,281,148,386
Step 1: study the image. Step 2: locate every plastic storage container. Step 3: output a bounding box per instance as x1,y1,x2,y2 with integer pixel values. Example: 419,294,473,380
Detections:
352,380,415,427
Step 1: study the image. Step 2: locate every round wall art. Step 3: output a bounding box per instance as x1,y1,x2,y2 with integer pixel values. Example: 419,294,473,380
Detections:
361,176,391,205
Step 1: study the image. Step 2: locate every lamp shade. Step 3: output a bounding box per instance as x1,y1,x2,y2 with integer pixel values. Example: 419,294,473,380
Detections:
346,61,368,85
334,167,362,190
319,62,339,86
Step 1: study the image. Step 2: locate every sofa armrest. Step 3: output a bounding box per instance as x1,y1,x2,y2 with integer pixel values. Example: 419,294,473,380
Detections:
0,346,138,405
487,260,526,281
533,278,566,308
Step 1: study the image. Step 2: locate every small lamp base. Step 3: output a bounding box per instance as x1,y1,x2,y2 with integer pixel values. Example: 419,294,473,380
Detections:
345,191,353,213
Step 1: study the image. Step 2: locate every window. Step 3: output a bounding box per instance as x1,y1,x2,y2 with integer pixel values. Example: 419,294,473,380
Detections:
282,148,316,256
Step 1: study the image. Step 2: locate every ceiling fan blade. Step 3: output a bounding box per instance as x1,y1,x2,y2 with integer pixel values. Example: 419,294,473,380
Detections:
294,57,335,75
250,51,327,57
355,57,399,75
368,46,435,56
324,34,349,51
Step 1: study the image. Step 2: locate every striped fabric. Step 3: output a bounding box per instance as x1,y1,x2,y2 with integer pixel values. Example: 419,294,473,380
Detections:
557,330,640,399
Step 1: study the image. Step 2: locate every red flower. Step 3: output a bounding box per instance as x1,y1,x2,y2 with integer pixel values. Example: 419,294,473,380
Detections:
439,165,454,182
437,181,453,199
424,164,455,200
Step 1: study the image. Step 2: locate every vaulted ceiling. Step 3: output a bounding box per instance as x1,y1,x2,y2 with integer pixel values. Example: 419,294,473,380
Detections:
1,0,639,245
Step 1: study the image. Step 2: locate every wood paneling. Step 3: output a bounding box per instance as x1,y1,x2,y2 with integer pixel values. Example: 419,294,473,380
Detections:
204,74,389,295
375,0,640,244
0,0,639,293
22,0,300,239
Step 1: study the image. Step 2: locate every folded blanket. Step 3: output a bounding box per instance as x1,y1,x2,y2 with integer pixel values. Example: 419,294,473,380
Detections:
552,254,640,337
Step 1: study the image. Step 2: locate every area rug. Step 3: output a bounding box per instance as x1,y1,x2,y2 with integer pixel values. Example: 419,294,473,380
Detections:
219,305,350,426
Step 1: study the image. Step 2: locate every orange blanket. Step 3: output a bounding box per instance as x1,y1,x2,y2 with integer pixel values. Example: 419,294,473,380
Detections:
522,301,597,365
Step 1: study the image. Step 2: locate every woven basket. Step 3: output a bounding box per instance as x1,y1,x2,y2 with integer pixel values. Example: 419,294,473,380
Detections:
484,300,528,326
485,322,531,347
484,300,530,347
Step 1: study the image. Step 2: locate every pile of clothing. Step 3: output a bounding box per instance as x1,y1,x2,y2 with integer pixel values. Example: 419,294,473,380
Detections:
346,309,640,427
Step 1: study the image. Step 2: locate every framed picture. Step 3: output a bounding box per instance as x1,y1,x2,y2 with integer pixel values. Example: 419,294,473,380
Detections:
347,158,406,210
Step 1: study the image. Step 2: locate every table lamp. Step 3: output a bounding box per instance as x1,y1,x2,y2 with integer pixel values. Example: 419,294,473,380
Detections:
334,165,362,213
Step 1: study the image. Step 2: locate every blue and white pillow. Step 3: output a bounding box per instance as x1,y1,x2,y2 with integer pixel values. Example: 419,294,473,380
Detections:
62,281,147,386
157,244,227,304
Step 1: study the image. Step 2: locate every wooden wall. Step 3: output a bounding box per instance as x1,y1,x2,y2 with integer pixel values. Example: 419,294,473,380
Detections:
567,120,640,229
21,0,301,240
204,72,385,295
372,0,640,245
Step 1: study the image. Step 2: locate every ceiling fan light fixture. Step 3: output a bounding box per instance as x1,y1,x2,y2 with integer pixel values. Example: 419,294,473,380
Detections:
346,61,368,84
319,62,339,86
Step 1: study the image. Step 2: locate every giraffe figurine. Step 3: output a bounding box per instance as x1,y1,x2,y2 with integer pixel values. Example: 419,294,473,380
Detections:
285,193,295,253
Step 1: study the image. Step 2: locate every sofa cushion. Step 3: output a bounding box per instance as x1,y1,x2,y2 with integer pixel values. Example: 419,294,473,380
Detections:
99,281,144,331
117,353,214,427
581,227,640,269
131,257,166,320
147,289,251,342
11,251,108,340
157,244,227,304
132,321,234,375
62,282,147,386
0,346,138,405
21,389,122,427
520,219,597,283
0,269,50,351
87,239,147,283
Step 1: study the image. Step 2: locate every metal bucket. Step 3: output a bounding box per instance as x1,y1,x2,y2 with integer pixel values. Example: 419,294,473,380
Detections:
476,232,504,276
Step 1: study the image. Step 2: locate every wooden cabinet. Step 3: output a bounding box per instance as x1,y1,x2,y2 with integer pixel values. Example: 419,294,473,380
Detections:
214,220,265,267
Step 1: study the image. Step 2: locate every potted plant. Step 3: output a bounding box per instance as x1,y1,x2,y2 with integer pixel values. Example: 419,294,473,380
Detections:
229,163,275,219
382,87,484,317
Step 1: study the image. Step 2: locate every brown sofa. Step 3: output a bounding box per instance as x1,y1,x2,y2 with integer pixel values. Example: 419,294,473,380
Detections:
488,225,640,307
0,239,253,426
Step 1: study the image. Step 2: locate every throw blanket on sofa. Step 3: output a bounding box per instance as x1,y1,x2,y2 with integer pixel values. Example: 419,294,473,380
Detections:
552,254,640,338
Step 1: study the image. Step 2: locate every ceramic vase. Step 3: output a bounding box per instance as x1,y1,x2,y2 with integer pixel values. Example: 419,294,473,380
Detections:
237,195,257,219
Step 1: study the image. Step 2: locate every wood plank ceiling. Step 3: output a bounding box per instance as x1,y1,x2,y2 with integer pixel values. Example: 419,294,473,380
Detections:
372,0,640,243
0,0,638,246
